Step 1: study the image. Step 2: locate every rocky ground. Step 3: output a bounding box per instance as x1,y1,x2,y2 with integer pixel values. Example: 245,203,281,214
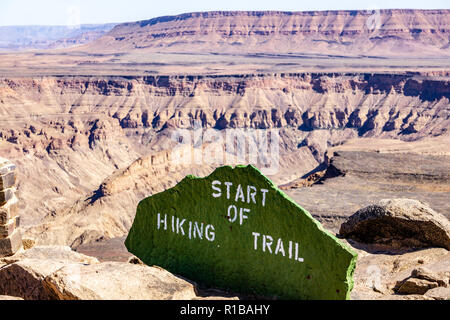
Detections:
1,198,449,300
1,10,450,76
284,148,450,232
0,245,238,300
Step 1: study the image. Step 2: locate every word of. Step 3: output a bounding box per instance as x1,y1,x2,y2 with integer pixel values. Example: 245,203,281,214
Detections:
227,205,250,225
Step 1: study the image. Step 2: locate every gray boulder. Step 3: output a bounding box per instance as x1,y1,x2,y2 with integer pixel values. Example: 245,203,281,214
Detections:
339,199,450,250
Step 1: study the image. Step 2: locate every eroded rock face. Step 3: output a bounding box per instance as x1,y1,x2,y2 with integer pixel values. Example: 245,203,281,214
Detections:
43,262,197,300
0,246,100,299
91,10,450,56
0,259,68,299
1,72,447,248
1,73,449,233
0,158,22,257
0,245,199,300
339,199,450,250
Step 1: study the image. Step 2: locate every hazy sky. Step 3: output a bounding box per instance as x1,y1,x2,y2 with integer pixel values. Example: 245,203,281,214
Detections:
0,0,449,26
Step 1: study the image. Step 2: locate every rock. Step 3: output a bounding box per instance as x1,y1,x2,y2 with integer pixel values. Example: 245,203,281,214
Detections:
0,188,14,206
1,246,100,265
0,217,16,238
12,73,450,250
393,267,448,295
0,246,100,299
22,238,36,250
395,278,439,295
0,258,69,299
350,245,449,300
0,158,21,258
339,199,450,250
424,286,450,300
0,229,22,257
83,10,449,57
0,171,15,191
70,230,105,249
0,158,15,177
411,267,447,287
0,196,18,225
43,262,197,300
127,256,144,265
0,295,23,300
0,245,198,300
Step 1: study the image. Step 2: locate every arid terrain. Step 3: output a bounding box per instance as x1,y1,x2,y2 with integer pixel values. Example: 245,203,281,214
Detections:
0,9,449,300
0,24,117,51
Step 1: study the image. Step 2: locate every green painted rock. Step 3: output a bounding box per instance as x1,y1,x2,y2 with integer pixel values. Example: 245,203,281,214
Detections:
125,165,357,300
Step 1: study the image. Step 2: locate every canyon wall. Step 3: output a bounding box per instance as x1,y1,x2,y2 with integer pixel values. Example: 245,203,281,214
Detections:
0,72,449,245
87,10,450,56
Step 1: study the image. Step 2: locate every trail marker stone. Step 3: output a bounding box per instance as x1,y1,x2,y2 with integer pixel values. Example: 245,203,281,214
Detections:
125,165,357,299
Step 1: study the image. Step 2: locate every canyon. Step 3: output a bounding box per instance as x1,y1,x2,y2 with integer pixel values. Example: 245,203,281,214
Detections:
0,9,449,300
0,72,448,247
88,10,450,56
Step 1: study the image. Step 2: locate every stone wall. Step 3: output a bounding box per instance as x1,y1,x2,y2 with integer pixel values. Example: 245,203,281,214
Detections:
0,157,21,257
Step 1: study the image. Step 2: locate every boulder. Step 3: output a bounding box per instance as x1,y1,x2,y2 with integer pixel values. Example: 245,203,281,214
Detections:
424,286,450,300
0,258,67,299
393,266,448,295
339,199,450,250
43,262,197,300
0,245,198,300
395,278,439,295
0,246,100,299
1,245,99,265
0,229,22,257
411,267,447,287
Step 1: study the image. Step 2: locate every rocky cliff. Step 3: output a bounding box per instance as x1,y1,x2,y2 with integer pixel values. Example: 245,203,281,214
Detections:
0,72,449,246
86,10,450,56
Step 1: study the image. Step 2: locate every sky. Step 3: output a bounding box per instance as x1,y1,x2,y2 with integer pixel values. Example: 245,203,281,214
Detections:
0,0,449,26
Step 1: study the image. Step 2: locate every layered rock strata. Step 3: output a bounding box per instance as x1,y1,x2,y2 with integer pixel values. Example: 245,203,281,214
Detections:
0,158,22,257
